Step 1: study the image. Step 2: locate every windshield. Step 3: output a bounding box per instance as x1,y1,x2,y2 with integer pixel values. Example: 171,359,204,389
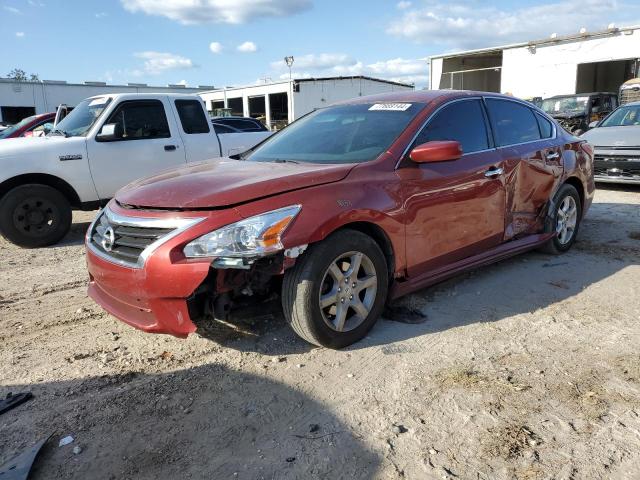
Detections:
246,103,423,164
0,115,37,139
541,96,589,115
599,105,640,127
52,97,112,137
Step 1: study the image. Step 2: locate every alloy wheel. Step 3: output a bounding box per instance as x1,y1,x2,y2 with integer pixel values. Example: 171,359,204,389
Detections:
556,196,578,245
319,251,378,332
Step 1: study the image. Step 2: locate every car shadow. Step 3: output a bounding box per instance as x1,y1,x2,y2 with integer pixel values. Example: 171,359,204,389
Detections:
1,365,380,479
52,221,92,248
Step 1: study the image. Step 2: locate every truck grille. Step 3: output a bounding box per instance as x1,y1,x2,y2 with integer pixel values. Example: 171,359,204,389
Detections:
89,211,176,267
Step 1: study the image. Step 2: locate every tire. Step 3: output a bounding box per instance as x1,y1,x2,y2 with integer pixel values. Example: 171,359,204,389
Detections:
282,230,388,349
539,183,582,254
0,184,72,248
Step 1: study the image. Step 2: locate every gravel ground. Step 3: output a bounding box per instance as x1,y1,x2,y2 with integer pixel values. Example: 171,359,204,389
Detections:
1,185,639,479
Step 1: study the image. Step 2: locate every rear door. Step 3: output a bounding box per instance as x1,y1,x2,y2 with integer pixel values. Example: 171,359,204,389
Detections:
87,98,186,199
171,99,222,163
484,98,562,240
401,98,506,277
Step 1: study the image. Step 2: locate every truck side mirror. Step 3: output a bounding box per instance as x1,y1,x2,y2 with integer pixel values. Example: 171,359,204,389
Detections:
42,123,53,134
96,123,122,142
588,121,599,129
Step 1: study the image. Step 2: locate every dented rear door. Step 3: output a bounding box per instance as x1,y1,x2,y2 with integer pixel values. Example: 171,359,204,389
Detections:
484,98,562,240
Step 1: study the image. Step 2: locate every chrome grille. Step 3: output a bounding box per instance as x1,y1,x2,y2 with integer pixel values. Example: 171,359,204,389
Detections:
594,154,640,178
91,212,175,266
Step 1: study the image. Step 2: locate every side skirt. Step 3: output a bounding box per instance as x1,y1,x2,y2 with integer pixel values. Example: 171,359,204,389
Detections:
390,233,555,300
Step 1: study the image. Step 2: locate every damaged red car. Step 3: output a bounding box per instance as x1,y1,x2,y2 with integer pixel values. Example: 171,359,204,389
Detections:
86,91,594,348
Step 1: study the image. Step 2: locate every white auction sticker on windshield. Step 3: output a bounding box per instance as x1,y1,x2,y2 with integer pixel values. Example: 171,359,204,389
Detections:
369,103,412,111
89,97,109,106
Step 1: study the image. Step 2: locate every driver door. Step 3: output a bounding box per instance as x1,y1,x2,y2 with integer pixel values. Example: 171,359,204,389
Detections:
399,98,506,277
87,99,186,199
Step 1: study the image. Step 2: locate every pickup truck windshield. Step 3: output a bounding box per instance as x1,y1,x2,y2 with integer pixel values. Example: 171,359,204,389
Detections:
52,97,112,137
246,103,422,164
599,105,640,127
541,96,589,115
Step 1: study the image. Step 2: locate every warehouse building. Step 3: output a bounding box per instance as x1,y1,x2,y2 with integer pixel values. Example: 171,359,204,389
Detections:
199,76,414,130
429,25,640,99
0,79,213,124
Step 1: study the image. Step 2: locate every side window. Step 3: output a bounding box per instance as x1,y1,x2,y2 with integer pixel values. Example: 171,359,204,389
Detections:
175,100,210,134
104,100,170,140
486,99,541,146
415,99,490,154
227,119,263,132
212,123,236,134
535,113,553,139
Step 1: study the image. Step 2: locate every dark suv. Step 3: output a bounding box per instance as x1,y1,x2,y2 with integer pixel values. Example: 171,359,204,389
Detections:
541,92,618,135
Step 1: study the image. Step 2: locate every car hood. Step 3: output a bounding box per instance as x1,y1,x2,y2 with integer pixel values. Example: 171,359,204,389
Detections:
115,158,356,209
0,135,81,159
581,126,640,147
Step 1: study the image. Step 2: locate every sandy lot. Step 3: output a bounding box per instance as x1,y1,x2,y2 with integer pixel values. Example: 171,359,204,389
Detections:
1,186,639,479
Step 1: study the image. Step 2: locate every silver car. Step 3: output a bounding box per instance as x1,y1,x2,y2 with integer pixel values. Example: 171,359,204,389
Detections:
582,102,640,185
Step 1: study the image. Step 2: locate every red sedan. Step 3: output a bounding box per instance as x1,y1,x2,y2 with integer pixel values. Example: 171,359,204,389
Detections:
86,90,594,348
0,112,55,139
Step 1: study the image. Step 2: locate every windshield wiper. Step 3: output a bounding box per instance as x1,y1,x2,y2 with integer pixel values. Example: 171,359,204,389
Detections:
272,158,300,164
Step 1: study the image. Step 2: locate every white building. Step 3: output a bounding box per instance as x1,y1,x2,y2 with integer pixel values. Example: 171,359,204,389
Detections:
0,79,213,124
199,76,414,130
429,25,640,99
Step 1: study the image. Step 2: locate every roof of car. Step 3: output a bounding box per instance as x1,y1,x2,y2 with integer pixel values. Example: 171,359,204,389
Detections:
86,93,201,101
334,90,525,106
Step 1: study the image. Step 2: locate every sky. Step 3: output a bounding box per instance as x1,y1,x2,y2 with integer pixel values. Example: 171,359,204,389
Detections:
2,0,639,89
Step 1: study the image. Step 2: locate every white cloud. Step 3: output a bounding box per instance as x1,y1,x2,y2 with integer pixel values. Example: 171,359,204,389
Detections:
176,79,187,86
209,42,223,54
270,52,429,86
387,0,640,49
15,31,25,37
237,41,257,53
95,12,108,18
134,51,195,75
3,5,21,14
397,1,411,9
120,0,312,25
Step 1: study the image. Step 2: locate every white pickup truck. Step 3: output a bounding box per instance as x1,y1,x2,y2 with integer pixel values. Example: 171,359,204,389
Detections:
0,93,272,247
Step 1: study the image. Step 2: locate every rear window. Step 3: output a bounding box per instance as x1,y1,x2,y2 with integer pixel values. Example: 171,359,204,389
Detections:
486,99,541,146
175,100,210,134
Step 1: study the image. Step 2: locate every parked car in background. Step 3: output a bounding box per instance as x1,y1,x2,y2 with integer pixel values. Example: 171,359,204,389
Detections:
541,92,618,135
0,112,55,140
86,90,594,349
581,101,640,184
211,116,268,132
0,93,272,247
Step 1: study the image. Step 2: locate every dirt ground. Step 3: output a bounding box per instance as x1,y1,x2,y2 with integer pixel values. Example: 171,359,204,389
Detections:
1,185,639,479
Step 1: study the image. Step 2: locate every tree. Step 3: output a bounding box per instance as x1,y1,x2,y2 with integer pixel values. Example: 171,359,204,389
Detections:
7,68,39,82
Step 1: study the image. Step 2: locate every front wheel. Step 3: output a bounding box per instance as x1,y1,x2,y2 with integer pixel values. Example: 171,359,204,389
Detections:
540,183,582,254
282,230,388,348
0,184,72,248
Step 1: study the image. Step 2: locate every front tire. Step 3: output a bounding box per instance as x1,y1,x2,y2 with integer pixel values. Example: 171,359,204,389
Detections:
282,230,388,348
540,183,581,254
0,184,72,248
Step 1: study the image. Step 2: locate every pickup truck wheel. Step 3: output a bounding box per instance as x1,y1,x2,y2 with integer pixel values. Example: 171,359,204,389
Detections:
540,183,582,254
282,230,388,349
0,184,72,248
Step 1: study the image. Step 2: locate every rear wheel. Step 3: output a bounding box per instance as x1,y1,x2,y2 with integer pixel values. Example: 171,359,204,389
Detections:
282,230,388,348
540,183,581,254
0,184,72,248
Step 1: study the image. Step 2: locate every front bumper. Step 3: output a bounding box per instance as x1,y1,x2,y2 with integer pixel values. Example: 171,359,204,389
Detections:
86,202,242,337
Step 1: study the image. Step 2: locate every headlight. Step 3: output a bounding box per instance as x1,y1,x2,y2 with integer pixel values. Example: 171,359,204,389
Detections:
183,205,301,258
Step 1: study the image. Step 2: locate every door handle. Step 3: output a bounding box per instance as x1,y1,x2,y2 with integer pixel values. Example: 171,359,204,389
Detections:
484,167,503,178
164,145,177,151
546,152,560,160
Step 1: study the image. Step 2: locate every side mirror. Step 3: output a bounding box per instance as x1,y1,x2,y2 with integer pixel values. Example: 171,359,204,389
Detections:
409,141,463,163
96,123,122,142
588,121,599,129
42,123,53,134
